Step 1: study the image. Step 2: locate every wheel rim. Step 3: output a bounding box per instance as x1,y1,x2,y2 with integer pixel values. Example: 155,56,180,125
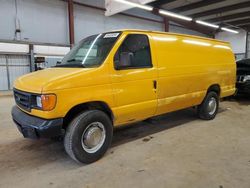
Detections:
81,122,106,153
207,97,217,115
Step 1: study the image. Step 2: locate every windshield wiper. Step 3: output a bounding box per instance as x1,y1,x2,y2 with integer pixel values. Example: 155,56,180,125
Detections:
54,63,86,68
67,58,82,62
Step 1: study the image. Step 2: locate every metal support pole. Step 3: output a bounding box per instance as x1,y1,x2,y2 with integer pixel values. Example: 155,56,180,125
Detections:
29,44,35,72
5,55,11,90
164,17,169,32
68,0,75,47
246,32,249,58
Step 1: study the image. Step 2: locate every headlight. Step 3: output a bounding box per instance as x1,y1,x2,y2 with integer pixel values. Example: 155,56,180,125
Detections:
243,75,250,82
36,96,42,108
35,94,57,111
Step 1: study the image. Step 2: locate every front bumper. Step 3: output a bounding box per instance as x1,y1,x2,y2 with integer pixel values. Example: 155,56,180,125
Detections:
11,106,64,139
236,81,250,94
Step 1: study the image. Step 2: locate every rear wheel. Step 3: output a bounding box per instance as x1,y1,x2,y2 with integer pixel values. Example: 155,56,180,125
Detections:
197,91,219,120
64,110,113,164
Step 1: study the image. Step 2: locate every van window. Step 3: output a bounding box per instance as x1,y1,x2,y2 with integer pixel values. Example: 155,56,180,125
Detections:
114,34,152,69
57,32,121,68
76,45,98,58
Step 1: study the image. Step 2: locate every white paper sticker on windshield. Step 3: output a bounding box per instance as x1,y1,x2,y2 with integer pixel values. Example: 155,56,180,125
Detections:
103,33,120,38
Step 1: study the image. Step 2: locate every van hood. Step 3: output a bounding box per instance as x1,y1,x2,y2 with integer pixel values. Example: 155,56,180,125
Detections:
14,68,93,93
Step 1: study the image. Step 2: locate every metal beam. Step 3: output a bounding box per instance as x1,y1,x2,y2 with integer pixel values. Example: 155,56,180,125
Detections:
105,0,156,16
242,25,250,32
65,0,214,37
241,23,250,27
152,8,214,36
70,0,162,23
149,0,177,8
206,11,250,23
171,0,225,12
169,19,215,36
72,0,211,35
68,0,75,47
226,18,250,26
189,1,250,18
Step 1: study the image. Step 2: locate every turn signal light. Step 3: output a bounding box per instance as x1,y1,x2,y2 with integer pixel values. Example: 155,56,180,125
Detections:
41,94,57,111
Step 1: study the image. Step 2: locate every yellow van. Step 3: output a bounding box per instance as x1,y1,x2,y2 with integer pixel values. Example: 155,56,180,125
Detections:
12,30,236,163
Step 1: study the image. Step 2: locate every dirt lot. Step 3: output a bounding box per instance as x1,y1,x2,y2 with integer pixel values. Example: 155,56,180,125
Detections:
0,96,250,188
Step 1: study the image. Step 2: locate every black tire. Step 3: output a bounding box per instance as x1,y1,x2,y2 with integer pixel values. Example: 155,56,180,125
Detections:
64,110,113,164
197,91,219,120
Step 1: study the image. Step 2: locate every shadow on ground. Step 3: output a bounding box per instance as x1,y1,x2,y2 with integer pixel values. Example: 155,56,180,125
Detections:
112,108,197,147
225,94,250,106
0,102,239,169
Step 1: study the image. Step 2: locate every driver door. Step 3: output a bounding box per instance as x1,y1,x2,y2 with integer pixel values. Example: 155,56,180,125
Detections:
110,33,158,125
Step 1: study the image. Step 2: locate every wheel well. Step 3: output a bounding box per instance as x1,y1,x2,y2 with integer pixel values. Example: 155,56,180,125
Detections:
207,84,221,96
63,101,113,129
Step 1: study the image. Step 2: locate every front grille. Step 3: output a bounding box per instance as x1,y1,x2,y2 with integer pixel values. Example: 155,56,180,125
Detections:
237,75,245,83
14,89,31,112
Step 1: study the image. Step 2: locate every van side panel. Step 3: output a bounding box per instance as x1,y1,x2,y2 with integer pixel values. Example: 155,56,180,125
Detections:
212,45,236,97
151,33,236,116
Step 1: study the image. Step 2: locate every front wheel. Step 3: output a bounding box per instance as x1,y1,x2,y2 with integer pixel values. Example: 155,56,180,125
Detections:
197,91,219,120
64,110,113,164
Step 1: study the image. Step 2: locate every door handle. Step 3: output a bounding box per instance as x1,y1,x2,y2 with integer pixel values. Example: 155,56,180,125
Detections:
153,80,157,89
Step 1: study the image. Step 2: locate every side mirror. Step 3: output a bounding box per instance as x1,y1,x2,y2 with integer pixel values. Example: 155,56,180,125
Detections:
56,61,62,65
115,52,133,70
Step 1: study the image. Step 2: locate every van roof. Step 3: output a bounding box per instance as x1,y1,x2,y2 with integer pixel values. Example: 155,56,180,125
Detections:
111,29,229,44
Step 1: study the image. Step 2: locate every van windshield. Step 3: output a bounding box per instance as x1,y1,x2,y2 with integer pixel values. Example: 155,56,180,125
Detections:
56,32,121,68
